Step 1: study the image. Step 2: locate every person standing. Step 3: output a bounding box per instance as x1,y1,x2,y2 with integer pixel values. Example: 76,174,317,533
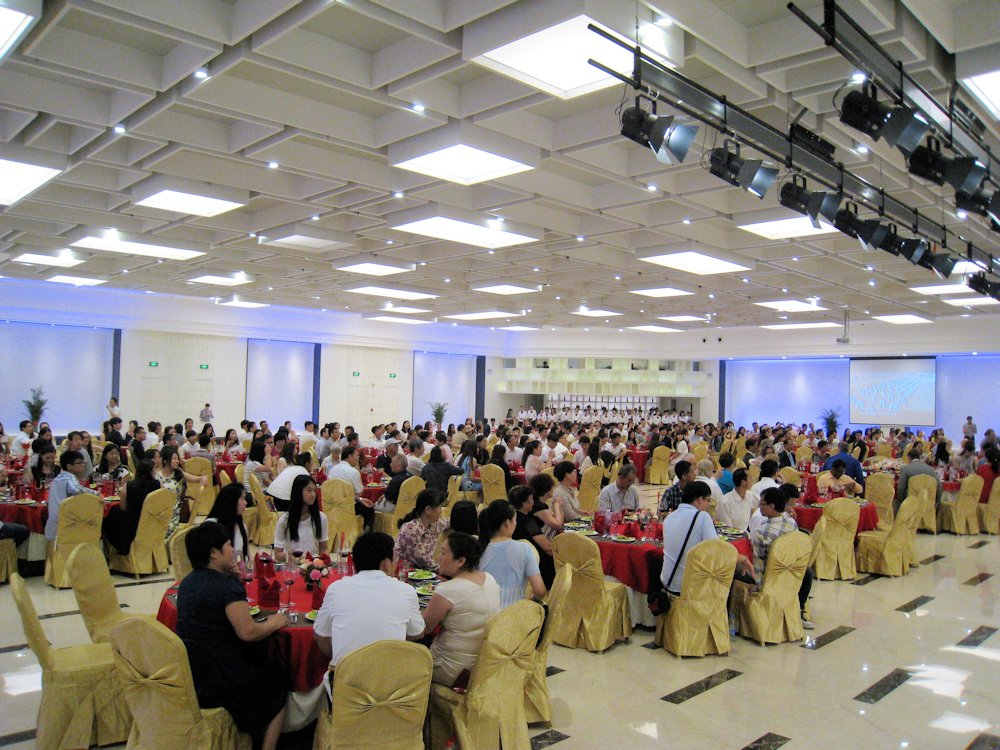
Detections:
963,416,977,442
199,403,214,424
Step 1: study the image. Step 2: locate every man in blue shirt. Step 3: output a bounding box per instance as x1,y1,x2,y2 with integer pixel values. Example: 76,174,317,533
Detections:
717,453,736,494
44,450,98,541
822,441,866,490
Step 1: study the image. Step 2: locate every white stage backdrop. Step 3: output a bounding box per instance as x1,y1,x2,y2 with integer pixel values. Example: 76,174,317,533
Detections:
245,339,315,430
412,351,476,428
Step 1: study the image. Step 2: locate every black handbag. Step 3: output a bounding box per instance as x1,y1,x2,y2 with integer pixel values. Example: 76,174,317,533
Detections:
647,511,700,616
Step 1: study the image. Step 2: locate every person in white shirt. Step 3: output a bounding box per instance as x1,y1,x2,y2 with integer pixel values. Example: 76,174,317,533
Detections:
199,403,213,423
526,406,537,421
750,459,781,498
329,446,375,530
178,430,199,460
405,437,426,476
597,465,640,514
368,424,386,450
10,420,34,457
298,421,318,452
105,397,121,420
695,458,725,507
716,469,759,531
517,407,527,421
607,433,626,459
320,444,342,475
273,475,328,561
265,456,311,512
313,531,425,681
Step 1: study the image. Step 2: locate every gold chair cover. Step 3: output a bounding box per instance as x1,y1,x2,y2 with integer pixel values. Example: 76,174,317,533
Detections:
108,488,174,577
547,533,631,652
183,456,217,517
732,531,812,645
67,544,159,644
375,476,424,538
11,573,131,749
908,473,938,534
691,443,708,463
855,496,922,576
978,478,1000,535
659,539,737,657
938,473,983,534
778,467,801,487
429,600,544,750
865,472,896,528
795,446,813,464
747,464,761,485
479,464,507,503
44,492,104,588
812,497,860,580
576,466,604,513
0,537,15,583
444,474,462,516
219,471,232,488
108,617,250,750
807,516,826,568
876,443,893,458
313,640,432,750
249,474,278,546
235,464,246,484
322,478,364,548
169,525,194,582
647,446,671,485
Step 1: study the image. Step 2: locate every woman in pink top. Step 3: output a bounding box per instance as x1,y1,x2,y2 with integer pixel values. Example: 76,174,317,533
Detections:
976,448,999,503
523,439,549,481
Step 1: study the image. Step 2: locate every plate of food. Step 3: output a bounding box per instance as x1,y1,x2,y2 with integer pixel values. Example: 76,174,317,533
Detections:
305,610,319,622
612,534,637,543
14,499,35,505
714,525,742,536
408,569,436,581
249,606,261,617
415,583,435,597
564,521,590,529
623,514,640,522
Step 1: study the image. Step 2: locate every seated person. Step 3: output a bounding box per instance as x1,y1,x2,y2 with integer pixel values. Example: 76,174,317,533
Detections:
552,460,582,522
28,442,59,489
751,487,814,629
44,450,98,541
186,434,218,467
375,453,410,513
103,459,158,555
328,446,374,530
527,473,564,538
509,486,555,588
177,522,288,750
206,484,250,561
97,442,131,482
420,446,464,492
478,499,545,609
421,532,501,686
818,459,858,496
394,489,450,571
716,468,757,532
242,440,273,499
265,454,311,513
599,464,641,514
273,475,328,561
448,500,479,537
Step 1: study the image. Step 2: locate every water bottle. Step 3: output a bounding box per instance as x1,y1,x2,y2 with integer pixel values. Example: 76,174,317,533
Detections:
728,611,737,636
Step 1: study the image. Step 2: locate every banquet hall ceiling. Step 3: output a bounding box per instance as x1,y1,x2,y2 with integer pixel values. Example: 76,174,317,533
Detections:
0,0,998,332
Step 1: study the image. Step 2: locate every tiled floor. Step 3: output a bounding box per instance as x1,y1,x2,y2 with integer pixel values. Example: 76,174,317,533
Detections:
2,488,999,749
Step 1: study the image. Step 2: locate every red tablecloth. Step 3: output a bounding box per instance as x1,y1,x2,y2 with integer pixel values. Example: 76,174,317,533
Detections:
156,572,342,692
362,485,384,504
627,449,649,483
595,536,752,595
0,498,119,534
942,481,961,493
215,462,240,483
792,501,879,534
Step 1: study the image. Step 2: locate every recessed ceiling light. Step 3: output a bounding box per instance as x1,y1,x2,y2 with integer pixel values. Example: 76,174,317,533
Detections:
639,249,750,275
944,296,1000,306
366,315,431,325
737,216,839,240
47,274,105,286
395,143,534,184
14,251,82,267
682,218,691,224
267,161,279,169
220,297,268,308
381,305,429,314
500,325,540,331
572,308,622,317
856,143,870,154
628,325,681,332
445,311,521,320
189,274,253,286
345,286,437,301
629,286,694,298
133,180,247,216
872,314,931,324
659,315,707,322
0,154,63,205
911,283,973,295
333,255,414,276
113,124,126,135
70,230,204,261
576,235,585,241
411,103,425,113
956,208,968,220
647,184,657,192
193,67,210,80
261,224,355,252
962,69,1000,120
868,279,877,287
759,322,841,330
389,204,541,249
472,283,541,295
311,215,320,221
754,299,828,313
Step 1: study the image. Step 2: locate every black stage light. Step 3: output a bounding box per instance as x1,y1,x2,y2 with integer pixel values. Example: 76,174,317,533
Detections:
708,143,742,187
908,142,949,185
880,107,930,157
897,236,928,265
708,140,777,199
967,272,992,296
944,157,988,197
737,158,778,199
833,202,863,238
840,87,928,156
840,89,892,138
877,225,901,256
857,218,889,250
778,175,842,228
620,106,698,165
927,253,956,279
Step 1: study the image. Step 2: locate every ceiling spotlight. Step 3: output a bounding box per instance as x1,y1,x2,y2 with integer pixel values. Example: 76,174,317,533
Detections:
897,236,928,265
708,140,778,199
909,141,987,197
945,157,988,197
851,71,867,84
926,252,956,279
113,124,126,135
778,175,842,228
956,208,968,220
840,86,929,156
267,161,279,169
833,202,888,251
620,105,699,165
193,67,210,80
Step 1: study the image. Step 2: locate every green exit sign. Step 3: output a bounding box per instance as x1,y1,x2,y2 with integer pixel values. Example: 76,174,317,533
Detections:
352,371,360,377
199,364,209,370
148,361,158,367
389,373,396,379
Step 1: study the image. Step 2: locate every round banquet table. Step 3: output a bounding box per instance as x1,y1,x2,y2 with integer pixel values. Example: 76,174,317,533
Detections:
627,449,649,483
792,500,879,534
214,462,240,483
940,480,961,505
362,484,385,504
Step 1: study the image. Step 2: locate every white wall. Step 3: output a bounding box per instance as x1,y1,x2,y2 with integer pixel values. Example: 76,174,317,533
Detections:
412,351,477,427
696,360,721,423
318,344,413,432
246,339,315,430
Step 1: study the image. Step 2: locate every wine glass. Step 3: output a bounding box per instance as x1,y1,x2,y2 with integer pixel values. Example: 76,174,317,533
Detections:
280,562,298,612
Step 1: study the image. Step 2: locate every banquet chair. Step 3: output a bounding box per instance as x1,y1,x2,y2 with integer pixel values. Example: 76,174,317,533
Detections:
480,463,507,503
321,478,364,548
795,446,813,465
109,617,250,750
815,470,831,485
169,525,195,582
576,465,603,513
108,488,174,578
747,464,761,485
429,600,544,750
808,517,826,568
548,533,631,652
876,443,894,458
540,466,556,482
938,474,983,534
864,472,896,529
219,470,233,487
855,496,922,576
0,537,16,583
44,492,104,589
657,539,737,657
67,544,159,643
183,456,217,517
778,467,801,487
647,445,671,484
375,476,424,538
734,437,747,457
313,640,431,750
978,478,1000,535
11,573,132,749
235,463,246,485
732,531,812,645
812,498,860,580
691,443,708,463
126,448,136,475
908,474,938,534
516,541,551,726
241,438,252,451
443,474,463,516
249,474,279,547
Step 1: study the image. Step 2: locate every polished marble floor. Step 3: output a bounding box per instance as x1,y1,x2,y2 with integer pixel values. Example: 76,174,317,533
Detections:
2,487,999,749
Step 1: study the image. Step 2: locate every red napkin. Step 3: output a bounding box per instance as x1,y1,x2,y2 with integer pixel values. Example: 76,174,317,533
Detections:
254,552,275,580
318,552,331,565
311,583,325,611
258,578,281,609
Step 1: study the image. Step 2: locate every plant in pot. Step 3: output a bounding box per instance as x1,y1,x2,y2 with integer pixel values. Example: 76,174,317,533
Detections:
23,386,48,428
819,408,839,439
429,402,448,429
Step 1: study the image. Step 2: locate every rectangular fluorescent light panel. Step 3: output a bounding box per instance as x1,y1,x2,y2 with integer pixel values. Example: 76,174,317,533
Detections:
220,300,268,308
759,322,841,330
737,216,838,240
0,158,61,205
135,189,245,217
641,251,749,275
71,233,203,261
337,262,411,276
473,284,540,295
367,316,431,325
628,287,693,298
754,300,828,313
47,275,104,286
383,306,429,314
911,283,973,295
266,234,342,250
475,15,636,99
572,309,622,317
394,144,533,185
444,311,519,320
189,275,251,286
963,70,1000,120
872,314,931,324
500,325,540,331
14,252,82,267
0,4,39,59
392,216,537,249
944,296,1000,307
629,325,681,333
952,260,987,274
345,286,437,301
659,315,706,322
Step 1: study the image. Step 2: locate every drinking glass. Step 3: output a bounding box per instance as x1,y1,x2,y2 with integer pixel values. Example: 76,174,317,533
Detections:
281,563,297,612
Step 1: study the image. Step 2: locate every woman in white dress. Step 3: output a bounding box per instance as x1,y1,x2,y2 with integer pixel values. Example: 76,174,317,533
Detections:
273,475,328,561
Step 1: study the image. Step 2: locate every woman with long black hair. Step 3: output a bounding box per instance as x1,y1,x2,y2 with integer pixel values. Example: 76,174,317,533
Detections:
273,474,327,561
103,458,159,555
206,484,250,560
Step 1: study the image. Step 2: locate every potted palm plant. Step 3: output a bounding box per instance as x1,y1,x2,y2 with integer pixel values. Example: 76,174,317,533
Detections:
819,407,839,438
429,402,448,429
23,386,47,428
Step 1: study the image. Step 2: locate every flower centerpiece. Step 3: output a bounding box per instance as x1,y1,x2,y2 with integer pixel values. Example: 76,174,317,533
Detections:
298,552,332,591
